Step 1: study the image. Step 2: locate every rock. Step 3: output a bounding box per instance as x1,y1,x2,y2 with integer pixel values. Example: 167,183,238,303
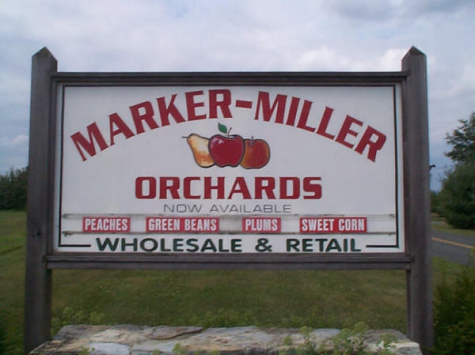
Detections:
179,327,278,353
393,341,423,355
29,325,423,355
149,326,203,340
310,329,341,343
55,325,110,341
89,342,130,355
32,325,109,354
89,328,149,344
131,339,180,354
363,329,407,344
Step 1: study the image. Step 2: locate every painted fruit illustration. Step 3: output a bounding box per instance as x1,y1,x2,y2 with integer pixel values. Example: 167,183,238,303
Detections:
185,123,271,169
240,138,271,169
185,134,215,168
208,124,245,167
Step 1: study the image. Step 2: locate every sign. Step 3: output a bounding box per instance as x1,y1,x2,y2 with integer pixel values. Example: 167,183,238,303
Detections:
25,48,433,354
56,84,404,254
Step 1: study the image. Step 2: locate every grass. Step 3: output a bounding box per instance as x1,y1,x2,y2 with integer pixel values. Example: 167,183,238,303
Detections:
52,268,408,330
0,211,26,355
431,213,475,238
0,211,470,355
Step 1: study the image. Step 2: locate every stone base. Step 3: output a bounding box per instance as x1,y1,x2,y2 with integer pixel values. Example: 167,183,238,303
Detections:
30,325,422,355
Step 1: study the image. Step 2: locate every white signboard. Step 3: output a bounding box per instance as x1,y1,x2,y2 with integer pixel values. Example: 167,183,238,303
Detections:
55,84,404,254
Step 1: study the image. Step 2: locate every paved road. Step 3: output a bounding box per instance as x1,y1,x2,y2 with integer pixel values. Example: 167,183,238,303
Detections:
431,229,474,265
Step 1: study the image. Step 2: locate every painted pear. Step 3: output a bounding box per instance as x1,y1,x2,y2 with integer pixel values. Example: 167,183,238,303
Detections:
186,134,215,168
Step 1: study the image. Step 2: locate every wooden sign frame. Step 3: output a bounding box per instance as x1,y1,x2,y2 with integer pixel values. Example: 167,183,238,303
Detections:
24,47,432,353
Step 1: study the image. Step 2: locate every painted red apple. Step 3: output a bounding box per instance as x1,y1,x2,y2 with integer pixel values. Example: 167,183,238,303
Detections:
241,137,271,169
208,124,244,167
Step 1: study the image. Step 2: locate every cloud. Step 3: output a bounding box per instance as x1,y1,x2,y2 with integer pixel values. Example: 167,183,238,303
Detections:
405,0,475,16
445,60,475,98
0,134,29,173
0,134,28,148
0,72,30,105
325,0,475,21
377,49,408,71
0,0,474,188
291,47,408,72
324,0,401,22
293,47,351,71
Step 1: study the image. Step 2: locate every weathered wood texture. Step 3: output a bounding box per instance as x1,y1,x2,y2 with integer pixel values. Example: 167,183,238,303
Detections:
52,71,407,84
23,47,432,354
46,253,412,270
402,47,433,353
24,48,57,354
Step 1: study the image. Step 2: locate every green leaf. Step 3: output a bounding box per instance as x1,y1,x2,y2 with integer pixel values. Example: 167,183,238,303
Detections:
218,123,228,134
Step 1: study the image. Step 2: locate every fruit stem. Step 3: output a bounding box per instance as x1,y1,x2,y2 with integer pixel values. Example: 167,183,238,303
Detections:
228,127,232,137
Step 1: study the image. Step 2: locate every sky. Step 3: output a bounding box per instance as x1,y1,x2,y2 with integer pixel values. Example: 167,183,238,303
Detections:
1,0,474,190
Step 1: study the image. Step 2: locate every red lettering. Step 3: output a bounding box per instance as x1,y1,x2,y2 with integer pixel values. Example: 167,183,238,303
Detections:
296,100,315,132
242,217,281,233
204,177,225,199
254,91,287,123
109,113,134,146
279,177,300,199
130,101,159,134
134,175,322,200
303,177,322,199
254,177,276,199
300,217,367,233
71,122,109,161
83,217,130,232
335,115,363,149
285,97,300,126
157,94,186,126
183,177,201,199
146,217,181,232
227,177,251,199
209,90,232,118
316,107,336,139
135,177,156,199
159,177,180,199
186,91,206,120
354,126,387,162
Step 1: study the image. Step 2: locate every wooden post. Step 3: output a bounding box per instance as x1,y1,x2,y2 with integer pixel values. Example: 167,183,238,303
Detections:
21,48,431,352
24,48,57,354
402,47,433,353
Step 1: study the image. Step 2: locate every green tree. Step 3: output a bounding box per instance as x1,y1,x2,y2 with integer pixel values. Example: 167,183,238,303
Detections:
438,112,475,229
0,167,28,210
430,190,440,214
438,162,475,229
445,112,475,164
433,266,475,354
